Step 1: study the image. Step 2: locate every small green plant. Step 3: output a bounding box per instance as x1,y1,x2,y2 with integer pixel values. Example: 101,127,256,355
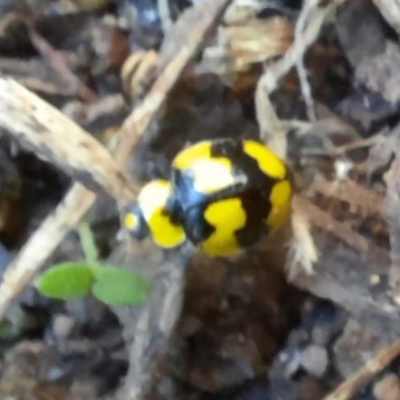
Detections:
36,223,150,306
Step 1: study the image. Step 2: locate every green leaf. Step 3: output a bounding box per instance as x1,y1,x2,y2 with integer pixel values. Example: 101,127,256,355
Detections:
92,266,150,306
78,222,99,264
35,262,94,299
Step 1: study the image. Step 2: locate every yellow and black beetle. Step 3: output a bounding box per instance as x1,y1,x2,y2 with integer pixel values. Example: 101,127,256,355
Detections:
123,138,293,257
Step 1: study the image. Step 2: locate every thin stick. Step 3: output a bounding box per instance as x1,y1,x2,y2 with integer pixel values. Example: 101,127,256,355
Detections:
293,195,388,260
384,121,400,292
0,78,137,203
324,336,400,400
0,184,96,309
295,0,318,121
309,178,384,217
113,245,194,400
115,0,233,166
255,0,340,159
259,0,337,94
372,0,400,36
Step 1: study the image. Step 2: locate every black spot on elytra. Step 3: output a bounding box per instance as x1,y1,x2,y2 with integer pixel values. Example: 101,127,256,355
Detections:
164,194,185,227
183,202,215,245
235,190,272,248
211,138,282,193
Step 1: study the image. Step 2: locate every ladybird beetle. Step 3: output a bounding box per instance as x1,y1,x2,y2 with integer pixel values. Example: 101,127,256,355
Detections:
123,138,293,257
168,138,293,256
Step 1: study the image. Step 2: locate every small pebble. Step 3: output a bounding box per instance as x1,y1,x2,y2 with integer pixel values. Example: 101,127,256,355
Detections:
300,345,328,378
394,296,400,307
335,158,353,180
370,274,381,285
373,373,400,400
52,314,75,340
46,367,65,382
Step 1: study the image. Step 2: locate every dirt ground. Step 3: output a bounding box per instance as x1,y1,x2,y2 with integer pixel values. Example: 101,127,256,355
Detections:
0,0,399,399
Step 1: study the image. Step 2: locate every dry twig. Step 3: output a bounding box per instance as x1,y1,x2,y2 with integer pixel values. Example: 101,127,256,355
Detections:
111,245,194,400
293,195,388,260
0,184,96,313
324,335,400,400
372,0,400,36
0,79,137,203
294,0,318,121
255,0,342,157
384,125,400,291
260,0,343,94
115,0,233,165
28,28,97,102
310,178,385,217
